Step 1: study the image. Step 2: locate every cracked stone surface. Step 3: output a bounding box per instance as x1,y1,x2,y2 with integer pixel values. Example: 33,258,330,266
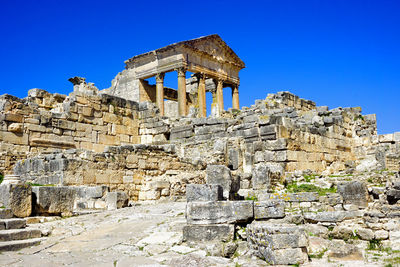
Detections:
0,201,391,267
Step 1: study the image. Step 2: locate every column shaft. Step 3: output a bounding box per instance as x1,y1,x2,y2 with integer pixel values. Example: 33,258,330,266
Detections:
232,85,240,110
155,73,165,116
177,68,187,116
198,74,206,117
216,79,224,114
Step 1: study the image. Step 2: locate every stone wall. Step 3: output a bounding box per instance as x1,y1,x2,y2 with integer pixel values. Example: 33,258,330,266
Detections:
13,144,203,201
0,89,142,174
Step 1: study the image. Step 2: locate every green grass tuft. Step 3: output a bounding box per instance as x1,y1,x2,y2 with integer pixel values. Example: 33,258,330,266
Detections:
286,181,336,196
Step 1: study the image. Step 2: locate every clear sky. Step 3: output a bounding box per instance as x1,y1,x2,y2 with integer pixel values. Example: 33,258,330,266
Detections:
1,0,399,134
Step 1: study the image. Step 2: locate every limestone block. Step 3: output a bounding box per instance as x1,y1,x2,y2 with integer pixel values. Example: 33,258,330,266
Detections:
182,224,234,242
55,120,76,130
32,186,76,216
186,184,223,202
254,200,285,219
8,123,23,133
0,209,13,219
75,186,105,199
265,138,287,151
252,163,283,190
304,210,362,223
0,184,32,218
4,114,23,123
337,181,369,207
374,230,389,240
105,191,129,210
26,124,47,132
0,131,29,145
206,165,232,199
186,201,253,224
247,222,308,265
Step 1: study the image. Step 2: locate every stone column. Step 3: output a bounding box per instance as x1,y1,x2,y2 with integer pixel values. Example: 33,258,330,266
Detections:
177,68,187,116
232,85,240,110
197,73,206,117
216,79,224,114
155,73,165,116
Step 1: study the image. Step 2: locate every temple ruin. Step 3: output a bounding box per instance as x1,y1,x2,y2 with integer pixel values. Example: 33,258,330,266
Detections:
103,34,245,117
0,35,400,266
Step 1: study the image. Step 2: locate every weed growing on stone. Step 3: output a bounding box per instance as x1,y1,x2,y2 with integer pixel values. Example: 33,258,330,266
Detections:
368,239,382,250
25,182,55,187
309,248,327,259
245,195,258,201
286,181,336,196
0,173,3,184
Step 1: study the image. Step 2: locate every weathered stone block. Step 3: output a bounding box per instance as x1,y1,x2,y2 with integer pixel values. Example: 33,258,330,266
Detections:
32,186,76,216
206,165,232,199
186,184,223,202
106,191,129,210
247,222,308,265
186,201,253,224
0,184,32,218
254,200,285,219
304,210,362,223
252,163,283,190
337,181,369,207
228,149,239,170
75,186,105,199
182,224,234,242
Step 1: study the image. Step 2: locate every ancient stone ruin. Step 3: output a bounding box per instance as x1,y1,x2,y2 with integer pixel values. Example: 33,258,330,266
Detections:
0,34,400,266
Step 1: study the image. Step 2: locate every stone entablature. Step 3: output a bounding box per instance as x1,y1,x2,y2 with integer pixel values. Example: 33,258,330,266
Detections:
103,35,245,117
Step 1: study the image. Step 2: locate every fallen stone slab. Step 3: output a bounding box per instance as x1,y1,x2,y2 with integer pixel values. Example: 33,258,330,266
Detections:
183,224,234,242
186,184,223,202
186,201,253,224
254,200,285,219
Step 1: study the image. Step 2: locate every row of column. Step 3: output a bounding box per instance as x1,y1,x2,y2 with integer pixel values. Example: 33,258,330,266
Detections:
155,68,239,117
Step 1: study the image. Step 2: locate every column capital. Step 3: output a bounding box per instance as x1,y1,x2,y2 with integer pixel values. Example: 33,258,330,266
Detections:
176,67,187,77
195,72,206,81
155,72,165,83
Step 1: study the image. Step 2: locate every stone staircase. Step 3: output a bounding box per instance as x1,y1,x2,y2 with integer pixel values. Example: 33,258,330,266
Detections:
0,218,44,252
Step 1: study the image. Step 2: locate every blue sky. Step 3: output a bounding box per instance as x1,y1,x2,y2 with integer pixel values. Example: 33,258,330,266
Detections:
1,0,399,134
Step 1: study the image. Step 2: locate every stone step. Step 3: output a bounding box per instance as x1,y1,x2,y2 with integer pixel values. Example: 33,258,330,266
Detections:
0,208,13,219
0,228,41,242
0,237,45,252
0,218,26,230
